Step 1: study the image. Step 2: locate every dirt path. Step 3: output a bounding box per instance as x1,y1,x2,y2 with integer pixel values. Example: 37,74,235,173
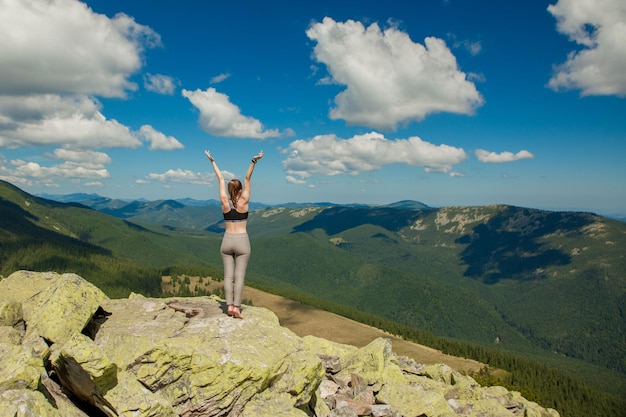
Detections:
241,286,484,373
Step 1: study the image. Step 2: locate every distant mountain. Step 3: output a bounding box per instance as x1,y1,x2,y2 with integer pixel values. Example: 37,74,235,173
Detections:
383,199,430,210
37,192,430,230
37,192,104,203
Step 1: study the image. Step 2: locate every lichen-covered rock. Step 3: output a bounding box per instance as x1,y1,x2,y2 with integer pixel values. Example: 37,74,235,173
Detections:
0,342,45,391
51,333,119,415
0,389,64,417
1,270,107,344
0,300,22,327
242,391,309,417
94,294,325,416
102,370,176,417
0,325,21,344
0,272,560,417
336,337,392,385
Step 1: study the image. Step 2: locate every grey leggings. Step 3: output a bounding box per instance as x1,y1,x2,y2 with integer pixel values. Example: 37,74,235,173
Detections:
220,232,250,306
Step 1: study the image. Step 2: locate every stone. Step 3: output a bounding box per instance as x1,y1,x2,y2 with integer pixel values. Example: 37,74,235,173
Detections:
40,375,91,417
319,353,342,373
1,270,107,344
370,404,393,417
51,333,119,415
0,325,20,344
0,342,45,391
242,391,309,417
335,397,372,416
0,389,64,417
330,405,359,417
0,271,561,417
93,294,325,416
337,338,393,385
319,378,340,398
0,300,22,327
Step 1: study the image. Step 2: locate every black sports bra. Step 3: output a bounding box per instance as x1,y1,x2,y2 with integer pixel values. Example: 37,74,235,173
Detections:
223,200,248,222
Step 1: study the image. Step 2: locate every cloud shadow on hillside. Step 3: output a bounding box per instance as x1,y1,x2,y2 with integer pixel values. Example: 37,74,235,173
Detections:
293,206,430,235
454,207,594,284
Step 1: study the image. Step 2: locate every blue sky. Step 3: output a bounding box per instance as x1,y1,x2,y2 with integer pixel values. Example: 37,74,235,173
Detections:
1,0,625,216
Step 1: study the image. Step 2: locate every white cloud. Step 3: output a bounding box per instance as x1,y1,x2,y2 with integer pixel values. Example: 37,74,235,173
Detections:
548,0,626,96
210,73,232,84
282,132,466,181
475,149,535,163
11,159,109,180
285,175,307,184
0,0,164,158
306,17,484,130
0,95,142,149
0,0,160,98
182,88,281,139
448,33,483,56
139,125,184,150
144,74,177,95
146,169,214,185
48,149,112,166
0,147,113,187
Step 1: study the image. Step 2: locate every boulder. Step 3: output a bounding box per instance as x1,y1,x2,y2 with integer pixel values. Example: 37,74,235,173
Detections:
51,333,119,415
0,270,106,344
0,271,560,417
0,342,45,391
94,294,325,416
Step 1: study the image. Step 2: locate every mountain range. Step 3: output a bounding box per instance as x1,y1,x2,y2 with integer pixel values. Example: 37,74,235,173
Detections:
2,179,625,404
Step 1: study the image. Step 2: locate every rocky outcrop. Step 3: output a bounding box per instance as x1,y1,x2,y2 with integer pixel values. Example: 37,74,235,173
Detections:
0,270,559,417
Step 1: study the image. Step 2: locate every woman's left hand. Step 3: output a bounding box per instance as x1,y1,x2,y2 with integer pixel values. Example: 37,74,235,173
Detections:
252,150,264,162
204,150,214,162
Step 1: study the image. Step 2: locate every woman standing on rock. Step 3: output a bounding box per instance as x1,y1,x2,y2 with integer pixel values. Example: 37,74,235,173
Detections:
205,150,264,319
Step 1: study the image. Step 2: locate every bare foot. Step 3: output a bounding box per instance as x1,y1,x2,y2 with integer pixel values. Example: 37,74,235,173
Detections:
227,305,234,317
232,306,243,319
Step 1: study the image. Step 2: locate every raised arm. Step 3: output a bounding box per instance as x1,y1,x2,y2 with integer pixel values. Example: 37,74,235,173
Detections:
240,151,264,204
205,150,230,212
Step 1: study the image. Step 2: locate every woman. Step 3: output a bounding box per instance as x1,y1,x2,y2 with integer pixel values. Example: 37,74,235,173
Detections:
205,150,264,319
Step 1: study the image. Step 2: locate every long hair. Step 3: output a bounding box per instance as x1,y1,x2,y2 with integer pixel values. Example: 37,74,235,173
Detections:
228,179,242,208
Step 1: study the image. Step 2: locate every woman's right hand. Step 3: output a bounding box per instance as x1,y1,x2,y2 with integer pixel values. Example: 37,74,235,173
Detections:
204,150,214,162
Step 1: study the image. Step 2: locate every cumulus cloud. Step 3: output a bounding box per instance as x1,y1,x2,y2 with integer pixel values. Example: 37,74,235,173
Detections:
139,125,184,150
285,175,307,184
146,169,214,185
3,147,112,184
0,0,160,98
306,17,484,130
548,0,626,96
0,0,175,189
12,159,109,179
282,132,466,182
48,149,112,166
144,74,177,95
182,88,281,139
475,149,535,163
0,95,142,149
